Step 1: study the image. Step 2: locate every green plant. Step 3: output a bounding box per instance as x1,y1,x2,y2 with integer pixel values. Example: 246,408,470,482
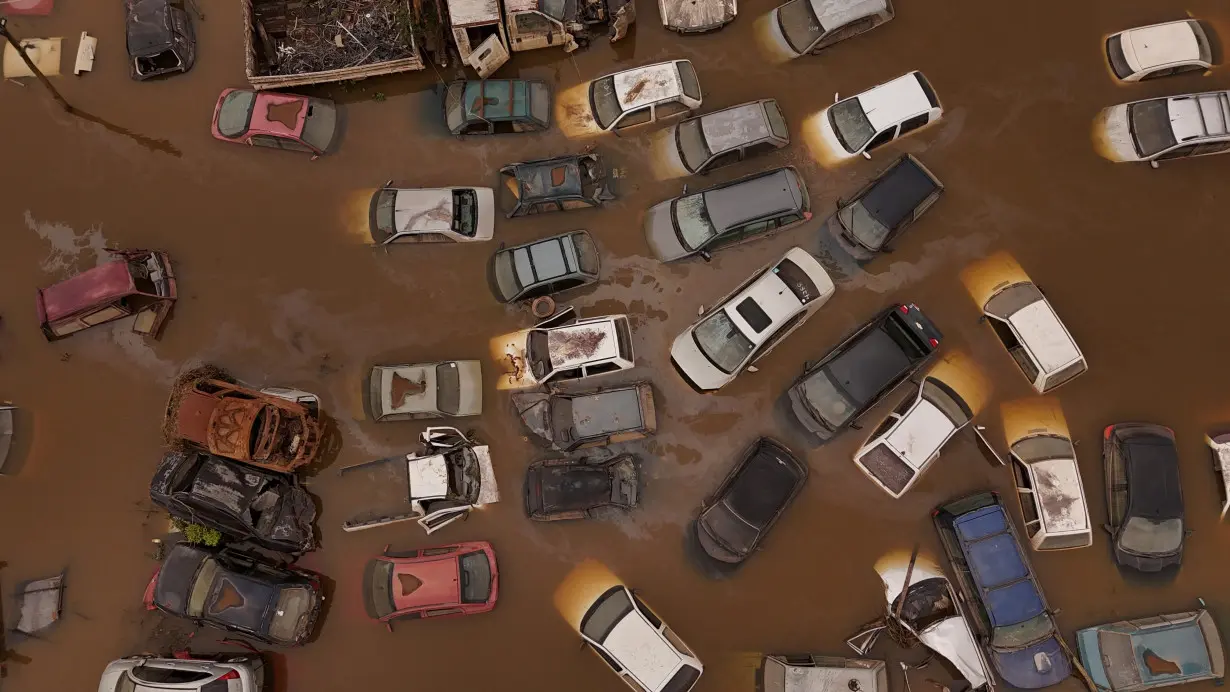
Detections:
171,517,222,547
374,92,386,102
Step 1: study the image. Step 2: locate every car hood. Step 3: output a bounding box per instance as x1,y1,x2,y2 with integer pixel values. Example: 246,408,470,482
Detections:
472,187,496,241
511,392,553,445
644,200,691,261
991,636,1071,689
670,326,732,391
454,360,483,416
1095,105,1142,162
407,454,451,500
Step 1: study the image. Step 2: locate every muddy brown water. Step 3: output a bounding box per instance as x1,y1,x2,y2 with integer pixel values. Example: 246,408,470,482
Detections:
4,1,1230,690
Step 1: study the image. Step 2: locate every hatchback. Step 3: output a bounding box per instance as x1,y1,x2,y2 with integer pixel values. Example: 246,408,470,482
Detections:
366,360,483,421
1097,90,1230,166
828,154,944,261
523,455,640,521
489,230,600,303
645,167,811,262
671,247,835,391
98,654,266,692
659,99,790,176
1076,608,1224,692
363,541,498,626
513,382,656,452
125,0,195,80
765,0,893,60
816,71,941,161
368,186,495,245
580,585,703,692
1103,423,1186,572
1002,431,1093,551
1106,20,1212,83
980,280,1086,393
588,60,703,132
501,309,635,389
210,89,339,156
443,79,551,134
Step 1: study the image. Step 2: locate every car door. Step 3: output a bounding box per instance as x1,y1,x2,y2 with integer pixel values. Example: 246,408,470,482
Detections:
972,426,1007,467
418,505,470,534
1011,455,1044,543
467,34,510,79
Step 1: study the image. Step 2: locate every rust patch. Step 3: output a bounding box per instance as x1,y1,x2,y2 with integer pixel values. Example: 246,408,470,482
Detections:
551,166,567,187
623,76,650,103
266,100,303,129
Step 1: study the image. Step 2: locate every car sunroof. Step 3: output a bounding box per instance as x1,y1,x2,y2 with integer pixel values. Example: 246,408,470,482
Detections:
735,298,772,333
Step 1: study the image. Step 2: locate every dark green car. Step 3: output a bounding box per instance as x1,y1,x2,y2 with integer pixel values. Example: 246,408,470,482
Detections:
444,80,551,135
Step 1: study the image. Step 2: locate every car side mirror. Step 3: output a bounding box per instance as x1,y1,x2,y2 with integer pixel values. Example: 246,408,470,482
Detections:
384,179,393,187
804,361,814,371
697,305,705,316
833,92,840,103
698,250,712,263
681,183,688,194
850,422,862,430
1150,160,1160,169
747,365,759,373
862,151,872,161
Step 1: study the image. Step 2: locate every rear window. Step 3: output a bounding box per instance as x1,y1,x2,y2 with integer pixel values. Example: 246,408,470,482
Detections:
572,232,600,275
914,72,939,109
774,258,822,304
372,189,396,244
677,61,701,101
735,298,772,333
459,550,492,603
1042,359,1086,392
763,100,789,140
131,667,212,684
663,665,702,692
858,443,914,494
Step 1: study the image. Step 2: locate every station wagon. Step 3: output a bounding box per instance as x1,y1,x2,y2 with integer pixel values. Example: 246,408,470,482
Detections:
444,79,551,134
368,185,495,245
512,382,656,452
580,585,703,692
499,153,615,217
817,71,942,161
1103,423,1185,572
1076,608,1224,692
210,89,340,156
828,154,944,261
659,99,790,177
765,0,893,60
588,60,703,132
1097,90,1230,166
489,230,600,303
1106,20,1212,83
125,0,196,80
501,309,635,389
36,249,176,340
980,280,1086,393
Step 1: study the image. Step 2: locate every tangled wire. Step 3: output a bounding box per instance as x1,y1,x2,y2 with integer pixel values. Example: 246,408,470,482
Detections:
264,0,421,76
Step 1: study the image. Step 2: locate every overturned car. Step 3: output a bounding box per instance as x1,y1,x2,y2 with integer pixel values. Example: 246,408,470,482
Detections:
125,0,196,80
513,383,656,452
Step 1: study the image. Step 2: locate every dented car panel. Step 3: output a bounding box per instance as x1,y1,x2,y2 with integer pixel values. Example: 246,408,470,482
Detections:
125,0,196,80
512,382,655,452
499,153,615,218
36,249,177,341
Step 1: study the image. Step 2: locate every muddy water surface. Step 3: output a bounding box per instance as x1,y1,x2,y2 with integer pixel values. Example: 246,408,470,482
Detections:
4,1,1230,690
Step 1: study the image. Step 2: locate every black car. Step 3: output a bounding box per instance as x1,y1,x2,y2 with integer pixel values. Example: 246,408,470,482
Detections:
695,438,807,564
523,455,639,521
827,154,944,261
787,304,941,442
498,153,615,218
150,450,317,555
145,543,323,646
1103,423,1185,572
125,0,196,81
489,230,601,303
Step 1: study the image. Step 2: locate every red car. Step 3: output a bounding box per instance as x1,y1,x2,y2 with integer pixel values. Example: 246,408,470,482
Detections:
210,88,340,157
363,541,498,628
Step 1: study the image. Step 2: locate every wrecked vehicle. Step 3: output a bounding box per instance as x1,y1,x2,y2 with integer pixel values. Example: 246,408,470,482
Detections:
0,404,15,474
36,249,176,341
363,541,499,625
150,450,318,555
513,382,656,452
758,655,887,692
368,185,496,245
765,0,894,60
489,230,601,304
366,360,483,421
210,89,340,156
659,0,734,34
444,79,551,135
144,543,323,646
1075,607,1224,692
499,153,614,218
1103,423,1185,572
499,308,635,389
523,455,639,521
99,654,268,692
125,0,196,80
340,427,499,535
164,367,322,474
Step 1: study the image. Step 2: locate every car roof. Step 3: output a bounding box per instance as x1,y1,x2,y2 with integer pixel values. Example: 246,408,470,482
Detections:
1119,21,1202,72
705,168,804,230
860,157,940,229
390,554,461,611
722,258,813,347
612,61,685,112
377,364,438,415
445,0,500,24
807,0,889,31
510,234,581,286
1127,616,1214,684
462,80,537,123
1123,434,1183,518
953,505,1045,627
1166,92,1230,143
723,443,804,527
856,72,932,132
391,189,458,233
1005,300,1082,373
514,158,584,200
697,101,772,153
887,398,957,467
39,259,135,323
547,317,622,369
249,92,307,137
604,607,683,689
824,313,916,405
1025,457,1089,534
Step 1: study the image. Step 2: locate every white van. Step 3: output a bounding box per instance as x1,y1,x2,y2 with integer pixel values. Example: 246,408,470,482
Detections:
981,280,1087,393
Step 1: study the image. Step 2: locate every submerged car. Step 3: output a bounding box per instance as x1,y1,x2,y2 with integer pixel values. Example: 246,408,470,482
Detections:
1103,423,1185,572
523,455,639,521
367,185,495,245
765,0,894,60
933,492,1072,689
150,450,317,554
98,654,266,692
366,360,482,421
788,304,941,442
444,79,551,135
164,367,322,474
144,543,322,646
499,308,635,389
0,404,14,475
588,60,703,132
979,280,1086,393
37,249,176,340
499,153,615,217
659,99,790,177
645,167,811,262
1206,431,1230,520
210,89,340,156
513,383,656,452
671,247,835,391
363,541,498,625
659,0,735,34
580,585,703,692
1000,431,1093,551
489,230,601,303
125,0,196,80
1096,90,1230,166
1106,20,1212,83
1076,608,1224,692
817,71,942,161
758,655,887,692
853,376,971,498
695,438,807,565
827,153,944,261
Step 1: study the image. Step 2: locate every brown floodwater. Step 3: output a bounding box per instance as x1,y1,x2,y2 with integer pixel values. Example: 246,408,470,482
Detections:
5,0,1230,690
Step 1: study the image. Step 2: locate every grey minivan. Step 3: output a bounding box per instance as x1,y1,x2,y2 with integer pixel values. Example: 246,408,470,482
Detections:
489,231,601,303
644,167,811,262
661,100,790,176
827,154,943,261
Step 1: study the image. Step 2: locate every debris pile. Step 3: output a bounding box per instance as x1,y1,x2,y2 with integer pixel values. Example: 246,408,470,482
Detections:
256,0,423,76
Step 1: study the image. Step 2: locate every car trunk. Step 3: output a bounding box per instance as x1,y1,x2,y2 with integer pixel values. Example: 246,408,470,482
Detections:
266,586,316,644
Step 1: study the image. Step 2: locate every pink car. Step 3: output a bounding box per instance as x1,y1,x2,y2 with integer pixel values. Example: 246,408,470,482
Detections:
210,88,340,156
363,541,498,629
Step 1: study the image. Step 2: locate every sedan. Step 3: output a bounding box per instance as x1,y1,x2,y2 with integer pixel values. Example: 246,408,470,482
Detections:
1076,608,1223,692
363,541,498,626
695,438,807,564
1106,20,1212,83
1103,423,1185,572
98,654,266,692
210,89,339,156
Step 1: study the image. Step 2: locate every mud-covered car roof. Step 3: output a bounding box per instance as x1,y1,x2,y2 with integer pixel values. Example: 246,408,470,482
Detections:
504,155,586,201
126,0,176,54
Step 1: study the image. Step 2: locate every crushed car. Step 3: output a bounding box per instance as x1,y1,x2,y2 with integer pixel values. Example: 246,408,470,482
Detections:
125,0,196,80
368,185,496,245
99,654,268,692
163,366,322,474
499,153,615,218
513,382,656,452
149,449,317,555
659,0,735,33
363,541,498,626
340,427,499,535
36,249,176,340
444,79,551,135
499,307,635,389
523,455,639,521
366,360,483,421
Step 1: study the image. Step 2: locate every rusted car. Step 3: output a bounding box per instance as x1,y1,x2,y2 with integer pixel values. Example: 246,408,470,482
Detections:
163,367,322,473
499,153,615,218
36,249,176,341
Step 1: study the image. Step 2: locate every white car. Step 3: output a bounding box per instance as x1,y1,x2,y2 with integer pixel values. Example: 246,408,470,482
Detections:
764,0,893,60
1106,19,1212,83
580,585,703,692
979,280,1086,393
1096,90,1230,167
366,360,482,421
816,71,941,161
588,60,703,133
367,185,495,245
1005,432,1092,551
501,308,635,389
98,655,266,692
853,376,972,498
670,247,834,392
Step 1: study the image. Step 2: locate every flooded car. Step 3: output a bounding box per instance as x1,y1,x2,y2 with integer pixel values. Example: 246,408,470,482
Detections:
587,60,702,132
98,654,267,692
500,309,635,389
366,360,483,421
658,99,790,177
1096,91,1230,166
0,404,13,474
817,71,941,161
149,449,318,554
1001,431,1093,551
368,186,495,245
513,383,655,452
210,89,340,156
933,492,1072,689
1205,431,1230,520
1105,20,1212,83
363,541,498,626
694,438,807,565
489,230,601,303
523,455,639,521
764,0,893,60
125,0,196,80
1103,423,1185,572
827,154,944,262
36,249,176,340
658,0,735,34
1075,607,1224,692
499,153,615,217
758,655,886,692
579,585,703,692
444,79,551,135
144,543,323,646
979,279,1086,394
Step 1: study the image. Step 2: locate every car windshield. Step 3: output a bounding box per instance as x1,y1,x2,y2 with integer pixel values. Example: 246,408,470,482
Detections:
830,98,875,153
663,665,702,692
185,558,219,618
459,550,492,604
590,77,623,130
693,310,753,374
677,119,711,173
776,0,825,54
1106,35,1134,79
526,330,553,380
453,189,479,237
802,370,858,428
581,587,634,643
300,100,337,151
436,363,461,415
673,193,717,250
1120,516,1184,555
530,82,551,125
493,250,521,300
838,200,890,249
217,91,256,138
372,189,396,244
992,611,1055,649
1128,100,1177,158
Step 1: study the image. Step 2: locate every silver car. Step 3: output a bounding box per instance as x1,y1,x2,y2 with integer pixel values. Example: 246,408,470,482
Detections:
98,655,266,692
657,99,790,177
